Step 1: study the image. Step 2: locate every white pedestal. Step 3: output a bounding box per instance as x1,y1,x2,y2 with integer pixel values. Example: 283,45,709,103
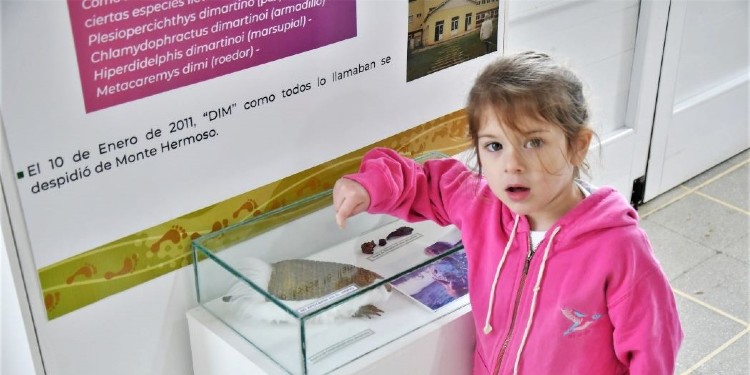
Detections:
187,304,475,375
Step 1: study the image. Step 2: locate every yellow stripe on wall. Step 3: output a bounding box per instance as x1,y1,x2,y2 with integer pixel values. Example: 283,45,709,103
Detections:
38,109,470,319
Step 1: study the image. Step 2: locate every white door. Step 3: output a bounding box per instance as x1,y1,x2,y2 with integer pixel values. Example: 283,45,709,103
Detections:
645,0,749,200
506,0,670,204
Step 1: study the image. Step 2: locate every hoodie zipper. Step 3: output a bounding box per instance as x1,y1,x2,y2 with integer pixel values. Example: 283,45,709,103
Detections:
492,235,534,375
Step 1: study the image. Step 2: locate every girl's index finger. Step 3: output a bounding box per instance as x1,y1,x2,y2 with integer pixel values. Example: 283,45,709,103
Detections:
335,196,368,229
335,197,351,229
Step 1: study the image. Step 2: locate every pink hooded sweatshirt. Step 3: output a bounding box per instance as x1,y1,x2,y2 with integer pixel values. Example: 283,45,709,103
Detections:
346,148,683,375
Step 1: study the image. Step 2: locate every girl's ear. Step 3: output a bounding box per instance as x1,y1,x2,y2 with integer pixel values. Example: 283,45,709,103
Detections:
571,129,593,167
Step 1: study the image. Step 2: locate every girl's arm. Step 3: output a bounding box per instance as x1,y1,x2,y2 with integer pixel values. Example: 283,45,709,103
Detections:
609,236,684,374
333,147,472,228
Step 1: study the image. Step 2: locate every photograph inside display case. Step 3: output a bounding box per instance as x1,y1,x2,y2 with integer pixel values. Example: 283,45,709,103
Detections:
193,207,467,375
391,248,468,312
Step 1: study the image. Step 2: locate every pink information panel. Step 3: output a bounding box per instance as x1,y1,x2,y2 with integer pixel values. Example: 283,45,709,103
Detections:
67,0,356,112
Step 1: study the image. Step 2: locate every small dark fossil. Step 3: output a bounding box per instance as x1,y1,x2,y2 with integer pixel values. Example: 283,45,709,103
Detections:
378,239,387,246
386,226,414,240
361,240,376,254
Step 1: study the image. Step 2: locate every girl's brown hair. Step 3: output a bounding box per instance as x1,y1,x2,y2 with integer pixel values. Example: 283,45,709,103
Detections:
466,51,594,177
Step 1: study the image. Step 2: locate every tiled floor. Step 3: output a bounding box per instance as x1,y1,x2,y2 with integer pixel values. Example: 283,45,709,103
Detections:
638,149,749,374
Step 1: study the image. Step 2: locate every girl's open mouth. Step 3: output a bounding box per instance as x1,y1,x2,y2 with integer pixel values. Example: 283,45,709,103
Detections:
505,186,530,201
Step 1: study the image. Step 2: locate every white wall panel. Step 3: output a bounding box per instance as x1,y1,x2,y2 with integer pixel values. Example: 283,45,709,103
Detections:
584,52,636,135
659,78,749,191
672,0,749,103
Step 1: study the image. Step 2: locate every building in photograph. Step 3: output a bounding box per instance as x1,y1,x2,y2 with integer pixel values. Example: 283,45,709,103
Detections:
408,0,499,49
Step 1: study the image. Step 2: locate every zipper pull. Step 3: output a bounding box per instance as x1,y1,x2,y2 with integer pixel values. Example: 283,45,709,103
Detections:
522,235,534,274
522,251,533,274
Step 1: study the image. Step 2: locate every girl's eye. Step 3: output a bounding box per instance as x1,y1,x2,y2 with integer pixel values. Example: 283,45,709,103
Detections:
524,138,544,149
484,142,502,152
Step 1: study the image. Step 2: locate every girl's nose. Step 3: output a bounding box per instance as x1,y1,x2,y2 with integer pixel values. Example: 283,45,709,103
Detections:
504,147,524,173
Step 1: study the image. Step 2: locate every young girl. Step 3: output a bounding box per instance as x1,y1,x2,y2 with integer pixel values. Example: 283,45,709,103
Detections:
333,51,683,374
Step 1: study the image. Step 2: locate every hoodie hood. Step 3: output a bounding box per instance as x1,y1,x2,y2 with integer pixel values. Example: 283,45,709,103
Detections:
500,185,639,251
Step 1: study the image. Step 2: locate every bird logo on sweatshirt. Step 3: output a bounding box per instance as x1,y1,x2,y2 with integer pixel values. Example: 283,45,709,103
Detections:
561,307,603,336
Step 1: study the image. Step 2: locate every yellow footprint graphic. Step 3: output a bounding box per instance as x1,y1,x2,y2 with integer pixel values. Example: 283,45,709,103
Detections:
45,292,61,312
104,254,139,280
150,225,188,255
65,263,97,284
232,199,258,219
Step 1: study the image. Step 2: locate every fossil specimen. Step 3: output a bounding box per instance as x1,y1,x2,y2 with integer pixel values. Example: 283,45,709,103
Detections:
223,257,392,323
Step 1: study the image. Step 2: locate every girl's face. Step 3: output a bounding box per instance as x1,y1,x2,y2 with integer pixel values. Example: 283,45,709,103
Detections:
477,109,591,231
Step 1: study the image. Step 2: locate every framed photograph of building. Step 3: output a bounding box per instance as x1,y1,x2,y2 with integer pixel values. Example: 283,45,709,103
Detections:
407,0,506,81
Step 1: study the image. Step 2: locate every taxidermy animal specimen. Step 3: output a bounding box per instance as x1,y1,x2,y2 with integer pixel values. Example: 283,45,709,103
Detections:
222,257,392,323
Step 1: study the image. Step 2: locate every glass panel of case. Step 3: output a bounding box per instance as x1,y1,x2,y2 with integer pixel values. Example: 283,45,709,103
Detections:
192,152,468,374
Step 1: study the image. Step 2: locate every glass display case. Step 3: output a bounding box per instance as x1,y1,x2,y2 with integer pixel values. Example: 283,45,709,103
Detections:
191,154,469,375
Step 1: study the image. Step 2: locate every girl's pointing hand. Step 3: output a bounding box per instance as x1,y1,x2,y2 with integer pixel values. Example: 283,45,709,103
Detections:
333,178,370,229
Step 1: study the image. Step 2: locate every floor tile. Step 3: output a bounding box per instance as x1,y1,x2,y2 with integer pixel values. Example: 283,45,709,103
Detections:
692,331,749,375
641,218,717,281
673,254,749,322
674,294,747,374
698,163,749,212
723,234,749,265
639,185,691,218
645,194,749,252
683,149,750,188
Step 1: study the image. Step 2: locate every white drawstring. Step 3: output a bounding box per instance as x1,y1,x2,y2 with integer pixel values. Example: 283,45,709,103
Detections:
512,226,561,374
483,214,520,335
